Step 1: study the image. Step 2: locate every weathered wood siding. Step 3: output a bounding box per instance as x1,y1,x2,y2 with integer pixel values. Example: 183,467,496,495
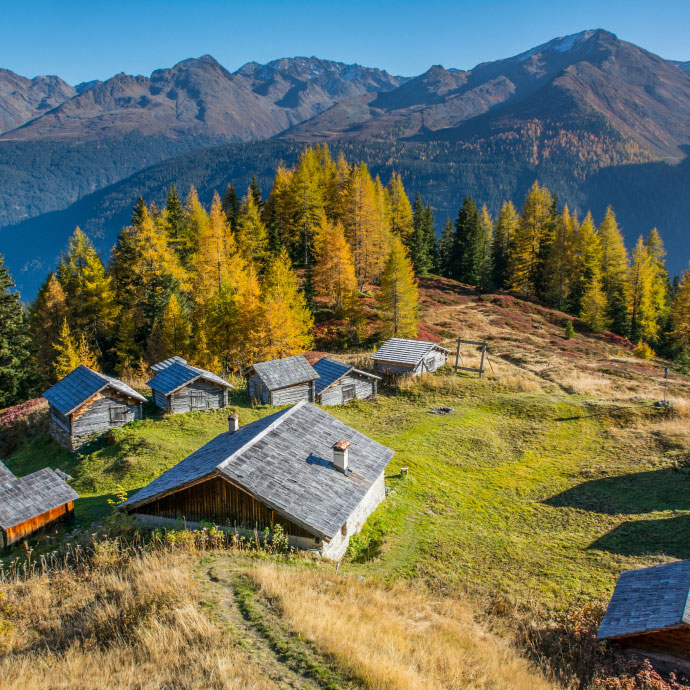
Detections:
169,380,227,414
1,501,74,550
373,360,415,375
414,350,447,374
153,390,170,412
137,476,315,539
247,374,270,404
271,382,313,405
49,407,72,450
318,373,376,406
616,628,690,661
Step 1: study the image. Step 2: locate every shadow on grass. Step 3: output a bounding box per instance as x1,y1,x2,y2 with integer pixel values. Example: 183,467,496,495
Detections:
589,514,690,559
545,469,690,515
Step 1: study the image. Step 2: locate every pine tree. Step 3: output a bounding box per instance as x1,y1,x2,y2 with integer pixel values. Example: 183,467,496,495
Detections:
436,217,455,277
258,249,314,359
491,201,518,290
453,196,483,285
250,175,263,211
221,184,241,231
115,314,139,375
165,185,188,256
410,194,433,276
236,189,269,267
0,254,34,406
30,273,67,384
377,237,419,338
598,206,629,335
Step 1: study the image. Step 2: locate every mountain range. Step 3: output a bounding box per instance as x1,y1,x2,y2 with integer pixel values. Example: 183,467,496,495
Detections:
2,28,690,297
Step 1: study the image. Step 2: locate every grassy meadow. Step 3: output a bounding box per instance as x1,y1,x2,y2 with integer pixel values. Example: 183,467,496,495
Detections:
3,278,690,688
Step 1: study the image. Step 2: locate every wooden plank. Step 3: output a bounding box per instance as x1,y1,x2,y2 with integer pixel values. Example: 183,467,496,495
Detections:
457,339,486,347
455,366,485,373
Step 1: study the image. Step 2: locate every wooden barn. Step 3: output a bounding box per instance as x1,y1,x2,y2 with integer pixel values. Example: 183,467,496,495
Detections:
121,401,394,560
312,357,380,405
371,338,451,376
43,366,146,451
0,461,79,550
147,359,234,414
246,355,319,405
598,560,690,671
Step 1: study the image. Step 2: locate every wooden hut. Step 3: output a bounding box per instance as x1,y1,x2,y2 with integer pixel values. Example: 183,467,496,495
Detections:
121,401,394,560
43,366,146,451
312,357,380,405
0,461,79,550
245,355,319,405
371,338,451,376
598,560,690,671
147,359,234,414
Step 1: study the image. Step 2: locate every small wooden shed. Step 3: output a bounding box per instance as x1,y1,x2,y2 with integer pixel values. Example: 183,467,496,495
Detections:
147,359,234,414
0,461,79,550
598,560,690,671
246,355,319,405
371,338,451,376
121,401,394,560
312,357,380,405
43,366,146,451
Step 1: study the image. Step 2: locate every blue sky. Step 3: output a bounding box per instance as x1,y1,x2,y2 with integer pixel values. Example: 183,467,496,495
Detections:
2,0,689,84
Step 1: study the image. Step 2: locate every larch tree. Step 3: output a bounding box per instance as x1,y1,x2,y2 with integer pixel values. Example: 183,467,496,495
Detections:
570,211,602,314
478,204,493,289
263,166,293,255
159,294,191,361
509,181,553,296
258,248,314,360
387,172,414,242
580,270,608,333
491,201,518,290
646,227,669,325
598,207,629,335
377,237,419,338
56,227,118,360
670,264,690,352
628,236,657,343
543,205,576,311
0,254,34,406
236,190,269,267
53,319,98,378
30,273,67,384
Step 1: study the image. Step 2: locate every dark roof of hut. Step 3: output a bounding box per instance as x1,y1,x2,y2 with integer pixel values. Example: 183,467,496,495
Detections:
122,401,393,541
371,338,451,366
249,355,319,391
312,357,380,395
43,366,146,415
150,356,188,373
146,361,234,396
598,560,690,640
0,461,15,483
0,468,79,530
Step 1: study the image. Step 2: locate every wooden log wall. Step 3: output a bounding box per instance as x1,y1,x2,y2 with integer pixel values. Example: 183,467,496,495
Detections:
247,375,270,404
271,382,312,405
71,391,141,437
318,373,376,406
137,476,315,539
1,501,74,550
170,380,226,414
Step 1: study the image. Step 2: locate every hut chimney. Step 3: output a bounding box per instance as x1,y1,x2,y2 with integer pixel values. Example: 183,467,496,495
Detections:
228,412,239,433
332,440,350,474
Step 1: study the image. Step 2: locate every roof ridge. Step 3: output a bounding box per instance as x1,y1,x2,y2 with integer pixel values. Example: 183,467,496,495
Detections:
217,400,308,471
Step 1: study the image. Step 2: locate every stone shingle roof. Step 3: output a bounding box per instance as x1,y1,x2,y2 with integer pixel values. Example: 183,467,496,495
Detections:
313,357,380,395
598,560,690,640
43,366,146,415
0,461,15,483
122,401,394,540
371,338,451,366
150,356,188,373
249,355,319,391
147,361,234,396
0,468,79,530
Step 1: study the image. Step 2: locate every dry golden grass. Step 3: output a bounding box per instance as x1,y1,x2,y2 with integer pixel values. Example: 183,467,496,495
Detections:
249,564,558,690
0,550,273,690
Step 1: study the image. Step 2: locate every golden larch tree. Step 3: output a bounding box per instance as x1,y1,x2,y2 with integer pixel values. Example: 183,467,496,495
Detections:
377,237,419,338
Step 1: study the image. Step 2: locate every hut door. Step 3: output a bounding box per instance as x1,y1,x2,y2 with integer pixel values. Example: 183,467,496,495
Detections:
110,405,128,423
342,384,356,403
190,392,207,410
